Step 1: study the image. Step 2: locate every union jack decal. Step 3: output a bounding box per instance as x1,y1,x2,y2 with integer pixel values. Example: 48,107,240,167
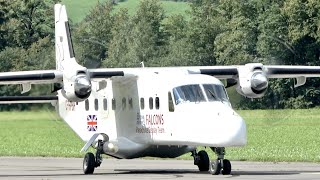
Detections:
87,115,97,132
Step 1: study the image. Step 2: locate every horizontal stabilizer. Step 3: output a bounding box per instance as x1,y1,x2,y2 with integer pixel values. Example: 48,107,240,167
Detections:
0,96,58,104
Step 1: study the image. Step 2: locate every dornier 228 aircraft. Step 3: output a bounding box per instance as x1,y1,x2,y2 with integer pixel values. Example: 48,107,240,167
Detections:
1,3,320,175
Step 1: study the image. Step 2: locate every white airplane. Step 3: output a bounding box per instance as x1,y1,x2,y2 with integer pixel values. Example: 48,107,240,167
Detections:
1,4,320,175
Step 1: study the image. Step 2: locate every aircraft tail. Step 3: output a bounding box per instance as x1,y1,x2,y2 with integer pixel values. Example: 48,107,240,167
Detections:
54,4,82,71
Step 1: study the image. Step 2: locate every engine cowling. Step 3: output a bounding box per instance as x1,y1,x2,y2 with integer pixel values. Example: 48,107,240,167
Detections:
61,72,92,102
236,63,268,98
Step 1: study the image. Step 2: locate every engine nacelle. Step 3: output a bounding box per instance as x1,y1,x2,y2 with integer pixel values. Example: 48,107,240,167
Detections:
61,72,92,102
236,63,268,98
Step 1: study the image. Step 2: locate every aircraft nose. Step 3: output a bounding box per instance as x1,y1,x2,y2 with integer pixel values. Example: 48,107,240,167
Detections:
215,114,247,146
229,115,247,146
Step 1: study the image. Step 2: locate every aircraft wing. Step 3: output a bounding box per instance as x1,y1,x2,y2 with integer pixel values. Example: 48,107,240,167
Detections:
0,70,63,84
0,70,63,94
88,66,239,79
0,65,316,86
185,65,320,79
88,65,320,79
264,65,320,78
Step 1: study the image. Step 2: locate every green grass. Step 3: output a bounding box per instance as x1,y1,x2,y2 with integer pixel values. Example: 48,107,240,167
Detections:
228,109,320,162
1,109,320,162
61,0,191,23
61,0,108,23
0,111,84,157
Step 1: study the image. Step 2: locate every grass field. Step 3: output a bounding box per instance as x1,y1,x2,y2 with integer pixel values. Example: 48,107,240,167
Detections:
61,0,191,23
220,109,320,162
1,109,320,162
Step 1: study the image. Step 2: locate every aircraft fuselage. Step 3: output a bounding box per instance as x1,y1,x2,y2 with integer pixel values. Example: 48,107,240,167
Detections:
57,72,246,159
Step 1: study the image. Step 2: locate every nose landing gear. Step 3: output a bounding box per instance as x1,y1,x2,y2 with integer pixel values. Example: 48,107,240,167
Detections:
83,140,104,174
192,147,232,175
209,147,231,175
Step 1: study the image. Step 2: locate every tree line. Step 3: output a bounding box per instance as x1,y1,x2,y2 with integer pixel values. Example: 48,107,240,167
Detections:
0,0,319,110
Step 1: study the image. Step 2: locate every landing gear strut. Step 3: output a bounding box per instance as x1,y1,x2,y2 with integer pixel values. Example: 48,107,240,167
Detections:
209,147,231,175
83,140,104,174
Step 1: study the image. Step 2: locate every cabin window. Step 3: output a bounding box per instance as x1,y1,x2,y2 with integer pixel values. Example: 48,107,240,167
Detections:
122,97,126,110
155,97,160,109
140,98,145,110
103,98,108,111
94,99,98,111
129,98,133,110
149,97,154,110
85,99,89,111
112,98,116,110
168,92,174,112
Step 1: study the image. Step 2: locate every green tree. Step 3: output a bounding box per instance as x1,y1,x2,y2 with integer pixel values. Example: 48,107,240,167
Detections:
5,0,57,49
214,0,258,65
74,1,114,68
126,0,165,67
0,0,9,50
104,0,166,67
105,8,132,67
187,0,224,65
238,0,320,109
161,14,194,66
0,0,57,110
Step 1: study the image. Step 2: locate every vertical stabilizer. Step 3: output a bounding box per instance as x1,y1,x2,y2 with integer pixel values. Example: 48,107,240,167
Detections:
54,4,82,71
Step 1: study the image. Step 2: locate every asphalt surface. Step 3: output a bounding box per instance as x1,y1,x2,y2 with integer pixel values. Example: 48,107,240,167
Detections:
0,157,320,179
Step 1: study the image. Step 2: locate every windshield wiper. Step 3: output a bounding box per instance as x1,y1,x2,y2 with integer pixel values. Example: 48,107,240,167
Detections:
207,89,217,100
207,89,224,103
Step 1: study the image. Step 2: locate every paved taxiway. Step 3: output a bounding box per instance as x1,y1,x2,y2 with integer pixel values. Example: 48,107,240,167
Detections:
0,157,320,180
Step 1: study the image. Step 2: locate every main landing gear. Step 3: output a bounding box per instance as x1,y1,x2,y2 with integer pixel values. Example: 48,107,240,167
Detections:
192,147,231,175
83,140,104,174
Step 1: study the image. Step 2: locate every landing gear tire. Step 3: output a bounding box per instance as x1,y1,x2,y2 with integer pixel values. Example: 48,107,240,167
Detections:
83,152,96,174
221,159,231,175
197,150,209,171
209,159,221,175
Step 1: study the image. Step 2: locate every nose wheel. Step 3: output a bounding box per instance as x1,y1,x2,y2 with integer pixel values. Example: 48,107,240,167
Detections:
83,140,104,174
209,147,232,175
83,152,96,174
209,159,231,175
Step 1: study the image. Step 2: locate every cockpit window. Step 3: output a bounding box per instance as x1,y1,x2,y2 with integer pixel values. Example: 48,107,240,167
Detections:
203,84,229,102
173,84,205,105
